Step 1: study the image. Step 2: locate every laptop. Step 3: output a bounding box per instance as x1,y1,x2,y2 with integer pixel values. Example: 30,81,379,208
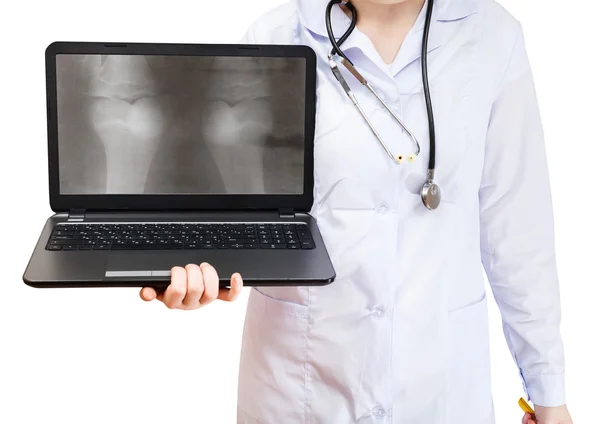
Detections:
23,41,336,289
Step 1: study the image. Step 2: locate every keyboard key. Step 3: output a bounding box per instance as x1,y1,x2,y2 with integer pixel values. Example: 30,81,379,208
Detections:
93,244,111,250
184,243,202,249
50,240,70,245
53,230,73,236
233,234,256,239
287,244,300,249
231,243,259,249
301,241,314,249
227,239,257,244
47,245,62,251
260,243,286,249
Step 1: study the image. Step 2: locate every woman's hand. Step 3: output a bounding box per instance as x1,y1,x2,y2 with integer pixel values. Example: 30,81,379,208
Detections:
139,262,243,309
522,404,573,424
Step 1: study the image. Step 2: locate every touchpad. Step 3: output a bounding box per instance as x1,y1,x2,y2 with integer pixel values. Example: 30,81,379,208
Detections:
105,252,204,277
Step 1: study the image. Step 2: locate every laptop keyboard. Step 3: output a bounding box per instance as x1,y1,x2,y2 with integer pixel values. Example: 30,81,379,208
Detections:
46,223,315,251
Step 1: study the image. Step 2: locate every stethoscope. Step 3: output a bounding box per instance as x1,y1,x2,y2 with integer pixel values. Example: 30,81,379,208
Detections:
325,0,441,210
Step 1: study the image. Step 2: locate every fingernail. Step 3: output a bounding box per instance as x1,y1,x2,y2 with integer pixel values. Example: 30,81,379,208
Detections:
236,275,243,286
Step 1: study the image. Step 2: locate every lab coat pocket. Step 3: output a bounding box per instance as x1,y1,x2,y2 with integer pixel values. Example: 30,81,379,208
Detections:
319,171,400,211
446,292,494,422
237,288,310,424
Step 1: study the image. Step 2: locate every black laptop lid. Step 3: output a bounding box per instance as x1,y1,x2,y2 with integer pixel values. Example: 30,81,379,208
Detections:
45,42,316,212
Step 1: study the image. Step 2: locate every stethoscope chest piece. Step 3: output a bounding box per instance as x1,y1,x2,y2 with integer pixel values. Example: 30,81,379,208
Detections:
421,179,441,210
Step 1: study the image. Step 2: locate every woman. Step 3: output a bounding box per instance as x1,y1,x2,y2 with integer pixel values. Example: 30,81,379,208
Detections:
140,0,573,423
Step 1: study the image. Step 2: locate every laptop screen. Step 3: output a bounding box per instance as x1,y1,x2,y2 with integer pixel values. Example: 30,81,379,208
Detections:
55,54,306,195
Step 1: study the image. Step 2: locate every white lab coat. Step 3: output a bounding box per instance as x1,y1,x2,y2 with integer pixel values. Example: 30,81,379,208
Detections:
237,0,566,423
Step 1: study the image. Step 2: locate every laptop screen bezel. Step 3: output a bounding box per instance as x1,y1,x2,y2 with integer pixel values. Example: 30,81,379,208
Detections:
46,42,316,213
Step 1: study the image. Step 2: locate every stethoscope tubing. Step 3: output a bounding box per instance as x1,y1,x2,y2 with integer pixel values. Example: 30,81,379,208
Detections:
325,0,440,209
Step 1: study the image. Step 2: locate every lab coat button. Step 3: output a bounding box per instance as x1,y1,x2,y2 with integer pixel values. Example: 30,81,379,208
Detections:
371,306,386,318
376,204,388,213
372,407,387,418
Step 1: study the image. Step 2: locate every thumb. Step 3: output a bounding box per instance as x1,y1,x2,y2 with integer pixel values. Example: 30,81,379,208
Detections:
140,287,157,301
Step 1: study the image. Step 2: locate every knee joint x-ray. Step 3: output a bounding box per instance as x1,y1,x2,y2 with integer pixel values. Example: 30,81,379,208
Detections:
56,53,306,195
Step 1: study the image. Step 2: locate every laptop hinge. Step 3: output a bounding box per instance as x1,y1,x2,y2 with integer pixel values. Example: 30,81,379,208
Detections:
279,208,296,219
68,209,86,222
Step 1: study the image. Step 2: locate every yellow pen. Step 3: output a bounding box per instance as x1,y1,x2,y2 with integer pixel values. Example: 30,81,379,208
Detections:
519,397,536,419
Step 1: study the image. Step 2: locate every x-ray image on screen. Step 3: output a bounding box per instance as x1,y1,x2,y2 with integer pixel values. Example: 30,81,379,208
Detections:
55,54,306,195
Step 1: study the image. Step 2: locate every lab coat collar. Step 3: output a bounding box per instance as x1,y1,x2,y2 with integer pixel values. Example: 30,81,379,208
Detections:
296,0,478,38
296,0,478,74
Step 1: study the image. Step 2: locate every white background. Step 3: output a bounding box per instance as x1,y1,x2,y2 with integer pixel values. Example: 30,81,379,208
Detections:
0,0,598,423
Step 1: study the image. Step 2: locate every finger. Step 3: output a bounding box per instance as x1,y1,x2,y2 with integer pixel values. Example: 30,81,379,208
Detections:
140,287,157,301
163,266,187,309
218,273,243,302
199,262,219,306
182,264,204,308
522,413,533,424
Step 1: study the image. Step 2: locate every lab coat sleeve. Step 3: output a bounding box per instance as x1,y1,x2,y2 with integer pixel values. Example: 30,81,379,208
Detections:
479,25,566,407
